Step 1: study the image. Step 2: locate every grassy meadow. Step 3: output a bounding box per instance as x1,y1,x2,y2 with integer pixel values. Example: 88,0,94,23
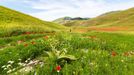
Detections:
0,31,134,75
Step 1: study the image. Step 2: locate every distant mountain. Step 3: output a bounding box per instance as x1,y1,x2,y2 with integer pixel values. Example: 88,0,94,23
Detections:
0,6,66,36
53,17,90,26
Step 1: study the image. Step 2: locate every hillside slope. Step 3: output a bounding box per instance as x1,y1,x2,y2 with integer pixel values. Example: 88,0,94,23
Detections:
81,8,134,27
58,8,134,28
0,6,66,36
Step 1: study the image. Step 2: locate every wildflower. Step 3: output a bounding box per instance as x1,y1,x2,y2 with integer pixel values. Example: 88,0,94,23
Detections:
18,62,23,66
17,40,24,44
130,51,134,55
24,43,28,47
73,71,76,75
27,58,31,61
1,65,6,68
7,70,12,73
34,72,37,75
18,59,21,61
39,62,44,67
124,52,129,56
25,32,31,35
4,67,7,70
90,62,95,65
18,62,26,66
121,60,124,62
8,61,14,64
25,60,28,63
90,36,96,39
111,51,117,57
12,68,15,71
56,65,61,72
31,41,36,45
7,44,11,46
7,64,11,68
44,36,49,39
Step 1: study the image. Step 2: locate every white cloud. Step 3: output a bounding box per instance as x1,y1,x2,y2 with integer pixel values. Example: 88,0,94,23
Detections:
27,0,134,21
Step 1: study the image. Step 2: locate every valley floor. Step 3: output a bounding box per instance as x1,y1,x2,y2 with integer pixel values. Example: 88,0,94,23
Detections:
0,31,134,75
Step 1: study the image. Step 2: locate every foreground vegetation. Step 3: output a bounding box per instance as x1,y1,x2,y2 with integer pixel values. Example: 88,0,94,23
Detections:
0,32,134,75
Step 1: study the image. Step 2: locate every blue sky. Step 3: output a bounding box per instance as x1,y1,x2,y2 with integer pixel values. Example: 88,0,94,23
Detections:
0,0,134,21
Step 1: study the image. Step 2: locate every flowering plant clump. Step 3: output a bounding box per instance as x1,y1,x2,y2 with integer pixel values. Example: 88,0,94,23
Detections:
25,32,31,35
17,40,24,44
31,41,36,45
56,65,61,72
24,43,28,47
44,36,49,39
1,60,16,74
111,51,117,57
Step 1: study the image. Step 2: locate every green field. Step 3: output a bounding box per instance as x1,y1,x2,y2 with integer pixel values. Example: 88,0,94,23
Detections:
0,32,134,75
0,6,134,75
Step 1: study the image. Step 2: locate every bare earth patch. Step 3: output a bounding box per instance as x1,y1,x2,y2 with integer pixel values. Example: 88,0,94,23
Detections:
88,27,128,31
73,26,129,33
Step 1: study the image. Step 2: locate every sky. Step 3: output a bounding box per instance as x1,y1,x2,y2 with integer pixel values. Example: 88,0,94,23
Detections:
0,0,134,21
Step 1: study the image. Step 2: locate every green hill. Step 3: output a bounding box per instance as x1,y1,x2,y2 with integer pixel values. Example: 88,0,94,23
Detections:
0,6,66,36
59,8,134,29
82,8,134,27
